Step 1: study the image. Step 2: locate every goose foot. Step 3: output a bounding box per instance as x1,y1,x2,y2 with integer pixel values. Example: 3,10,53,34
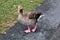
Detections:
24,26,31,33
32,23,37,32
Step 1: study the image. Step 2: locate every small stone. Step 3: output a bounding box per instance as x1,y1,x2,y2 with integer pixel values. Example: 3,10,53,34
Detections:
13,5,16,7
2,32,6,34
30,1,33,3
11,34,14,36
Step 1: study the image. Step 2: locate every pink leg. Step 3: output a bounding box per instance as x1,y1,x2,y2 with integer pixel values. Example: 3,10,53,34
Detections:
24,26,31,33
32,23,38,32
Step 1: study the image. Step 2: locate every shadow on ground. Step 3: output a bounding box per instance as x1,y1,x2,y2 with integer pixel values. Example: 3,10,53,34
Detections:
0,0,60,40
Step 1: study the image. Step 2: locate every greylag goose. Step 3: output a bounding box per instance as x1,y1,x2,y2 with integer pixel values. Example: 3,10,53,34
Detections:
18,5,44,33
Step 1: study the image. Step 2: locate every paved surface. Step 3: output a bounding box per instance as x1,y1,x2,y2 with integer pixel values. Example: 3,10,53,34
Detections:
0,0,60,40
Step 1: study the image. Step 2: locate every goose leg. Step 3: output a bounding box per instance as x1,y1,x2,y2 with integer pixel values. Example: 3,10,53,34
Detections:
32,23,37,32
24,26,31,33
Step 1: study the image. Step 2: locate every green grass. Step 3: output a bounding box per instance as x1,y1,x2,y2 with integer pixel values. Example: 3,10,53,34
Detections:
0,0,44,34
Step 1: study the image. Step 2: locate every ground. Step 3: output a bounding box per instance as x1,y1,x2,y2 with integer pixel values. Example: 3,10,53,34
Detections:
0,0,60,40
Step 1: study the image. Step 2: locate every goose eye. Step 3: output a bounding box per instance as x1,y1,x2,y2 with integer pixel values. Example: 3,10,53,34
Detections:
20,9,23,13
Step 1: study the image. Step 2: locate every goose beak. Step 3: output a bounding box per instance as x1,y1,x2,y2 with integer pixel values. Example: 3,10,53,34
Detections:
18,5,23,13
18,5,23,9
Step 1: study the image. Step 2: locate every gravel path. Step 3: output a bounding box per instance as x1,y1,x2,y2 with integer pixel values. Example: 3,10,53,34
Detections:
0,0,60,40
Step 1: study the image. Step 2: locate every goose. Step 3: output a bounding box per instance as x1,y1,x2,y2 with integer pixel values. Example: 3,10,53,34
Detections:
18,5,44,33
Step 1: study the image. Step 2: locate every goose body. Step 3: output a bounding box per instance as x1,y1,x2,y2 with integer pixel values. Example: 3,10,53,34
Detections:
17,5,44,33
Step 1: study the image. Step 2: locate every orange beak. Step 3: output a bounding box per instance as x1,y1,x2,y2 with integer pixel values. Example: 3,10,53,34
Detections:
18,5,23,13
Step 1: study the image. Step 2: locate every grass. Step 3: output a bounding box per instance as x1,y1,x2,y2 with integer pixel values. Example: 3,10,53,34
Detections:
0,0,44,34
